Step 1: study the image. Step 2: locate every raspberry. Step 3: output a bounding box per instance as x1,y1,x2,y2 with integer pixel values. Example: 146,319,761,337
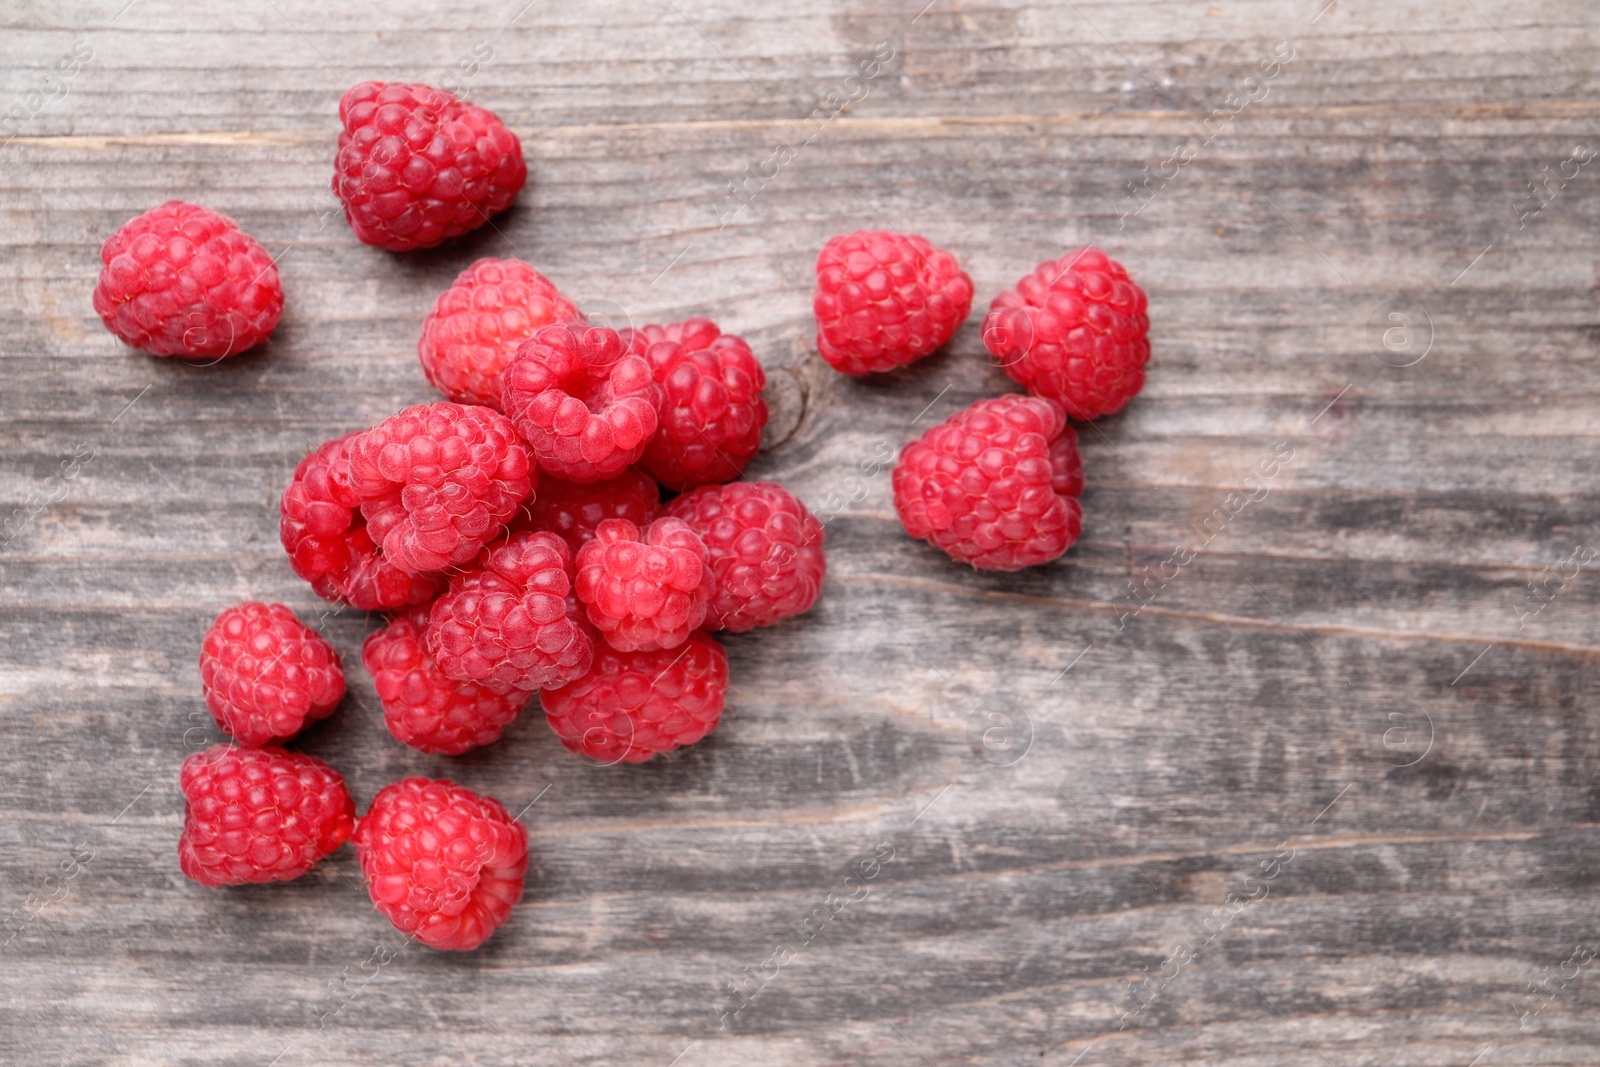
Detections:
92,200,283,360
622,318,768,490
981,247,1150,419
427,531,594,690
199,602,346,747
575,517,711,652
348,402,533,573
667,481,826,632
363,605,530,755
279,432,444,611
418,258,580,408
333,82,526,253
354,778,528,951
541,631,728,763
512,469,661,556
178,744,356,887
813,230,974,375
892,394,1084,571
501,323,662,483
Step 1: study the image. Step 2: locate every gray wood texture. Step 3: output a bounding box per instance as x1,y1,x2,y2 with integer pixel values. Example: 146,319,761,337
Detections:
3,0,1599,1063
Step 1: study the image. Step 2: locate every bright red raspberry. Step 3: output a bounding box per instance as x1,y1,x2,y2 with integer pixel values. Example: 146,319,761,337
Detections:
417,258,580,408
279,432,444,611
575,517,711,652
347,402,533,573
333,82,526,253
512,469,661,556
426,531,594,690
363,605,531,755
199,602,346,747
542,631,728,763
501,323,662,483
981,247,1150,419
892,394,1083,571
354,778,528,951
178,744,356,887
622,318,768,490
667,481,826,632
92,200,283,360
813,230,974,375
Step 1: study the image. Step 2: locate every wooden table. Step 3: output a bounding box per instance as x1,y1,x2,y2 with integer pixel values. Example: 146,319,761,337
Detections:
3,1,1597,1063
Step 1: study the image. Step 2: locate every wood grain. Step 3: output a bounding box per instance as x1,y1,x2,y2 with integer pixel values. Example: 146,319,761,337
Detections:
3,0,1599,1064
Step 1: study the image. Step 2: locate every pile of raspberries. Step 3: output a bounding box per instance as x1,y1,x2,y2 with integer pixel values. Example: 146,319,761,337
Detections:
93,82,1149,951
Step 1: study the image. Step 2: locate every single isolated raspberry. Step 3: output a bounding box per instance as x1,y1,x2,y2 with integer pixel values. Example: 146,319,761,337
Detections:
417,258,580,408
667,481,826,632
333,82,526,253
623,317,768,490
501,323,663,483
200,602,346,747
512,469,661,556
813,230,974,375
279,432,444,611
178,744,355,887
354,777,528,951
92,200,283,360
892,394,1084,571
575,517,712,652
981,247,1150,420
427,531,594,691
363,605,530,755
542,631,728,763
347,402,533,573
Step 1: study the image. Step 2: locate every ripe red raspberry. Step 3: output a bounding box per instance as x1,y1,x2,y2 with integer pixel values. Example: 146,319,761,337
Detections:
667,481,826,632
333,82,526,253
354,777,528,951
279,432,444,611
92,200,283,360
501,323,662,483
813,230,974,375
892,394,1083,571
512,469,661,556
575,517,711,652
348,402,533,573
541,631,728,763
981,247,1150,419
622,317,768,490
200,602,346,747
417,258,580,408
363,605,530,755
426,531,594,690
178,744,356,887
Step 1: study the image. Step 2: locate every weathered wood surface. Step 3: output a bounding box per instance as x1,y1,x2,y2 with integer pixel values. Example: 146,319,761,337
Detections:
3,0,1599,1063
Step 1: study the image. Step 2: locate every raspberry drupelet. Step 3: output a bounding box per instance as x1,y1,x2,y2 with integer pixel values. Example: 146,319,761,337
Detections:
199,602,346,747
279,431,444,611
666,481,826,632
363,604,532,755
981,247,1150,420
426,531,594,691
542,630,729,763
417,258,580,408
623,317,768,491
813,230,974,375
92,200,283,360
892,394,1084,571
574,517,712,652
512,469,662,556
333,82,526,252
178,744,356,887
354,777,528,951
347,402,533,574
501,323,663,484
